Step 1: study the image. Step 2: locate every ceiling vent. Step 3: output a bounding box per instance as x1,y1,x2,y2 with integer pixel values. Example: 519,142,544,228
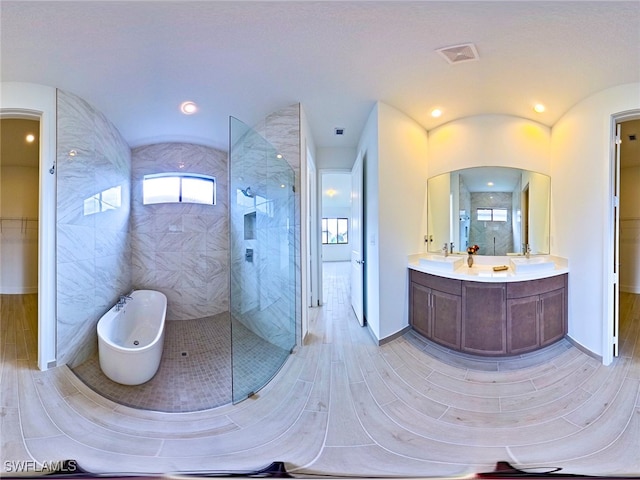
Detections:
334,127,345,136
436,43,479,64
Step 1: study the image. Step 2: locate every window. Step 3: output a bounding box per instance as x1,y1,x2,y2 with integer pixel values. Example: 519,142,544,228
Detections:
143,173,216,205
322,218,348,244
477,207,508,222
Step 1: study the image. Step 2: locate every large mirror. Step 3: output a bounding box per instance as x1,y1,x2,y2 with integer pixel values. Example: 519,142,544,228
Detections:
427,167,550,256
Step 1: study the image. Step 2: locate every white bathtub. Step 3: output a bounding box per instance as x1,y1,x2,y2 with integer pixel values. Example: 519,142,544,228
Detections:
97,290,167,385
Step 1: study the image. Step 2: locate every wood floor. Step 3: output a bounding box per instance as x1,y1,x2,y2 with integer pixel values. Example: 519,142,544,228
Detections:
1,264,639,478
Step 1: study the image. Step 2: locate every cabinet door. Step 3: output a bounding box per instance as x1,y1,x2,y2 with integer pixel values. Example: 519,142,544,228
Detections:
507,296,540,354
540,288,566,346
431,289,462,349
410,282,431,337
462,282,506,355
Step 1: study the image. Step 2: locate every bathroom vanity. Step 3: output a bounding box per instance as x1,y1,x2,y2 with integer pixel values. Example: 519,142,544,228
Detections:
408,255,568,356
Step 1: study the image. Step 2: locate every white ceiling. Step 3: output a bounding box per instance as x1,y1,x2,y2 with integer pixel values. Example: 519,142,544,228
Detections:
2,1,639,152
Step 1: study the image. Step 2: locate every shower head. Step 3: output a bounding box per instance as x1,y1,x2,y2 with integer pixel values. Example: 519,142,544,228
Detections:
241,187,254,198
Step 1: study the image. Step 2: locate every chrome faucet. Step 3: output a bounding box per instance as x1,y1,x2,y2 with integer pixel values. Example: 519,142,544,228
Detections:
450,242,454,254
442,243,448,257
525,244,531,259
115,294,132,311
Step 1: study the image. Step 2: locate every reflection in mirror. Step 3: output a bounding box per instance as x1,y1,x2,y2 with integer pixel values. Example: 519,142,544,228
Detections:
427,167,550,256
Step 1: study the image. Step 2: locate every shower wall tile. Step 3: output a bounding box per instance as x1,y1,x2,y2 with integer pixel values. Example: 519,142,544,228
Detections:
264,104,302,345
131,143,229,320
56,90,132,368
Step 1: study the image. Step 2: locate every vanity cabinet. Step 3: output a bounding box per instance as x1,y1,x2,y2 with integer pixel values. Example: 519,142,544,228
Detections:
506,274,567,353
409,270,462,349
409,270,568,356
461,282,507,355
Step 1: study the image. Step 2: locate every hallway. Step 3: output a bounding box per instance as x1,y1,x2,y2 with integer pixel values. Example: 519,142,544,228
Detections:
1,264,639,477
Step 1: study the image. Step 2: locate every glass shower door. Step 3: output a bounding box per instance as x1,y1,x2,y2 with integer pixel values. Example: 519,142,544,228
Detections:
229,117,296,403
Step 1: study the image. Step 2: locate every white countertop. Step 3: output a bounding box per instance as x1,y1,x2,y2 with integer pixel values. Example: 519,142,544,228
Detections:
408,254,568,283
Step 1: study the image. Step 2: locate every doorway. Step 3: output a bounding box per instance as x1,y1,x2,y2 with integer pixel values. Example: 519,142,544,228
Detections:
1,83,58,371
616,118,640,357
610,112,640,362
0,118,40,364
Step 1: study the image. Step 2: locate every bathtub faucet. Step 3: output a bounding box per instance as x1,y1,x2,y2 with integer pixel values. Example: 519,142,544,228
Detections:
116,294,132,310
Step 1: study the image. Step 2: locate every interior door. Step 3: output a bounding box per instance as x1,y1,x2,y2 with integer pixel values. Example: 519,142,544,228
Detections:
612,123,621,357
351,154,364,326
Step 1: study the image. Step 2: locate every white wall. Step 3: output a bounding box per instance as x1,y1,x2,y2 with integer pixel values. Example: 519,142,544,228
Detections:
357,102,430,341
551,83,640,361
428,115,552,177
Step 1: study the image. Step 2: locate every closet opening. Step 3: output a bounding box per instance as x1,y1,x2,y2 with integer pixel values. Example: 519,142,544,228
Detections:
0,117,40,365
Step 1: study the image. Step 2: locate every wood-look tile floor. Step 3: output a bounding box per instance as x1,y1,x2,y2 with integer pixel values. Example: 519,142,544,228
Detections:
1,263,639,478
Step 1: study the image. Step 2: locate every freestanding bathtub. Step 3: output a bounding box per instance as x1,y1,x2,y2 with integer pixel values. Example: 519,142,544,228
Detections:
97,290,167,385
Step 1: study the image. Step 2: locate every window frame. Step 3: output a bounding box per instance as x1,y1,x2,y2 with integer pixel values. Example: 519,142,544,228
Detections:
322,217,349,245
143,172,216,206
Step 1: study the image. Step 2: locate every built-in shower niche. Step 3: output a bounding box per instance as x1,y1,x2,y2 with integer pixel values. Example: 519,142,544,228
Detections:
244,211,256,240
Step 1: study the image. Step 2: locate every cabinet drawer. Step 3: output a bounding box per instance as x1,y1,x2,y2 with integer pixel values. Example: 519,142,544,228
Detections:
410,270,461,295
507,274,566,298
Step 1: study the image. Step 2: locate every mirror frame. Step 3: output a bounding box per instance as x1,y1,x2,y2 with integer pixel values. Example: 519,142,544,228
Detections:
427,166,550,256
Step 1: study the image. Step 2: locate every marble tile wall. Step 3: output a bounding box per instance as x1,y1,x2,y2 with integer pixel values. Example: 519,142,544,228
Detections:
469,191,514,255
56,90,132,368
131,143,229,321
257,105,301,344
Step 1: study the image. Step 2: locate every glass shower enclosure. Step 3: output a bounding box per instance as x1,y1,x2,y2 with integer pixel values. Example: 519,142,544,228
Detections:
229,117,296,403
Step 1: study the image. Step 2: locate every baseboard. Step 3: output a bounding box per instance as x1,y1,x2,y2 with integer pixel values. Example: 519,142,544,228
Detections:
620,285,640,294
366,324,412,346
565,335,603,363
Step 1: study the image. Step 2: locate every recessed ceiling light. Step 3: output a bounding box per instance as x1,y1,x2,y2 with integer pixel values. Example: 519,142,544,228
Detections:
276,153,283,159
25,133,35,143
487,182,494,187
180,101,198,115
431,109,442,118
534,104,546,113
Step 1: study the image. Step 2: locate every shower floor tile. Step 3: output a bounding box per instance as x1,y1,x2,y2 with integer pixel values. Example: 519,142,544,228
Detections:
72,312,287,412
73,312,231,412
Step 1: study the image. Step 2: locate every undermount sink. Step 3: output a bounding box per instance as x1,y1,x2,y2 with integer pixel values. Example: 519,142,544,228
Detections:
419,255,464,271
509,256,555,273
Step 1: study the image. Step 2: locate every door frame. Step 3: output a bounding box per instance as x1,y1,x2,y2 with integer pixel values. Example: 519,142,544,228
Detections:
306,146,319,308
1,82,57,370
606,109,640,365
